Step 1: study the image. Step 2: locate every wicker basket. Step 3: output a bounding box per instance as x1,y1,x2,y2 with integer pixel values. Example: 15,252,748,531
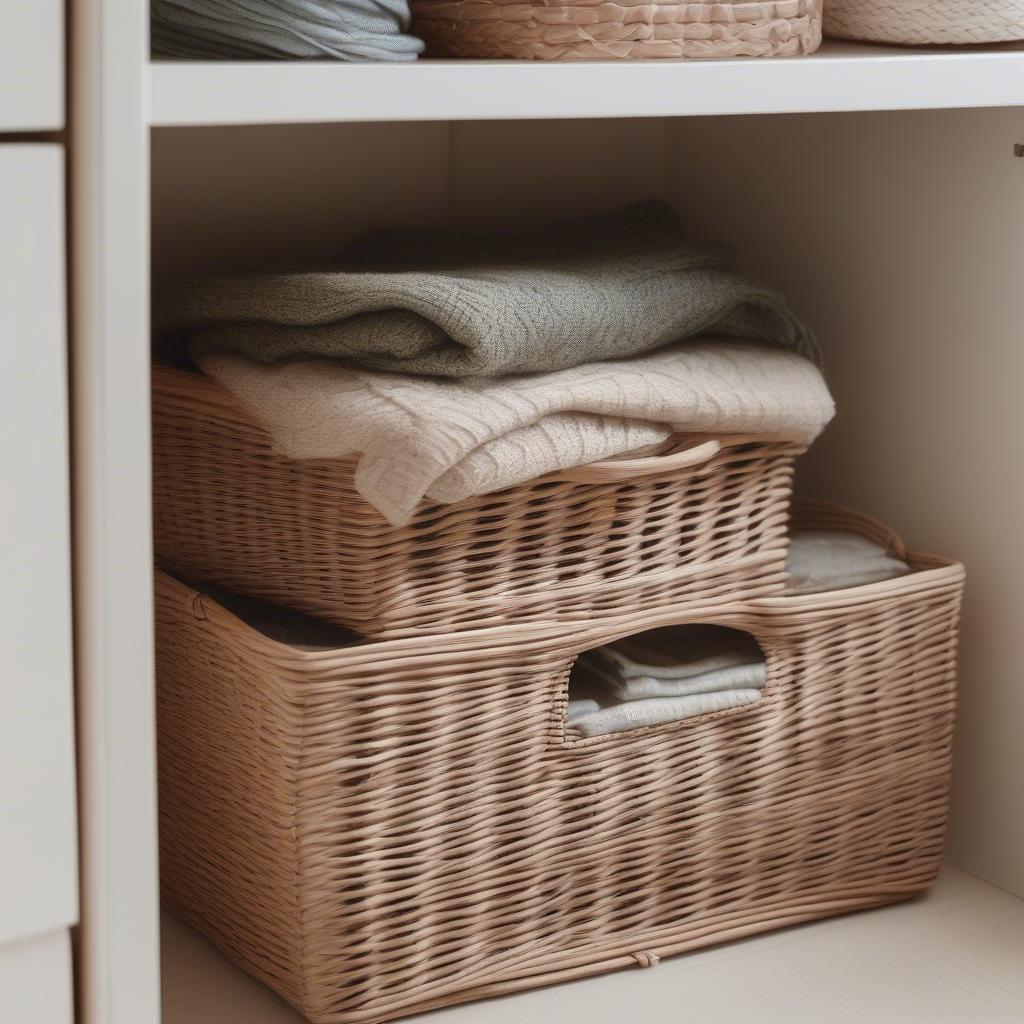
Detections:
152,363,803,640
412,0,824,60
825,0,1024,44
156,500,964,1024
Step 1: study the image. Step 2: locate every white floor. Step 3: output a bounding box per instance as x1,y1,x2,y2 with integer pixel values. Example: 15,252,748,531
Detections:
161,868,1024,1024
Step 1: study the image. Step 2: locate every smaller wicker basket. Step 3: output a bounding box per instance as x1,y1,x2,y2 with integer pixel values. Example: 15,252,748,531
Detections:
156,500,964,1024
825,0,1024,45
152,364,803,640
412,0,824,60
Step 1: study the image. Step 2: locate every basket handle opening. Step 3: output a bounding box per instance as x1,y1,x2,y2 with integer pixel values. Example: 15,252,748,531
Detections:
558,438,721,485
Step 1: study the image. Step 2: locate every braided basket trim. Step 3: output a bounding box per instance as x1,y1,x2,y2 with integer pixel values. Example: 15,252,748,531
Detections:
825,0,1024,44
412,0,823,58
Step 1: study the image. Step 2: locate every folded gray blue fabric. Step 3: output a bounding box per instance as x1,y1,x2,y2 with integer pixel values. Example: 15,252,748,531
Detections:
786,530,911,594
570,690,763,739
566,699,600,723
580,625,767,701
566,625,766,737
580,654,767,702
152,0,424,61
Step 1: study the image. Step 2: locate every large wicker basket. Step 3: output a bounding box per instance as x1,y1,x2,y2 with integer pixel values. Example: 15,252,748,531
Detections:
156,501,964,1024
152,363,803,640
825,0,1024,44
412,0,824,60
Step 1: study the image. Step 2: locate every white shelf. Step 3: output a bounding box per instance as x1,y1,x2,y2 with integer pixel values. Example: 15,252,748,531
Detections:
148,41,1024,126
162,868,1024,1024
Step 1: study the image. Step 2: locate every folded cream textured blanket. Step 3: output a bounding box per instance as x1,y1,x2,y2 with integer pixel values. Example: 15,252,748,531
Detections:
197,339,835,526
786,530,910,594
151,0,424,61
164,201,819,378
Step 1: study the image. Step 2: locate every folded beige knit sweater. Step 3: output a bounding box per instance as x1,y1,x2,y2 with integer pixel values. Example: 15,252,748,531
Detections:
197,339,835,526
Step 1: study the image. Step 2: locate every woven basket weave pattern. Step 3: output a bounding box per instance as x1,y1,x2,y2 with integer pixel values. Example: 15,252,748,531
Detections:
824,0,1024,44
412,0,823,59
152,364,802,640
156,502,963,1024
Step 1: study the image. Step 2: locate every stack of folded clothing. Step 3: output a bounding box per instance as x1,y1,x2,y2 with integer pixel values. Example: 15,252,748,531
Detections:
785,529,911,594
568,625,767,738
151,0,425,61
567,530,912,737
160,200,919,739
159,200,836,527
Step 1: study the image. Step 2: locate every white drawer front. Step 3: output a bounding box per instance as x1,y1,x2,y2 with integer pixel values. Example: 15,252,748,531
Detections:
0,146,77,945
0,930,73,1024
0,1,63,130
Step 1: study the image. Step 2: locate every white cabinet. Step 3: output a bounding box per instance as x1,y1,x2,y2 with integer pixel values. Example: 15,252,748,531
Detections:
74,1,1024,1018
0,930,74,1024
0,1,63,130
0,146,77,954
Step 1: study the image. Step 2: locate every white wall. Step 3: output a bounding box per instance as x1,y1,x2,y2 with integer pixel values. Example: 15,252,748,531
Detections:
669,107,1024,897
152,107,1024,897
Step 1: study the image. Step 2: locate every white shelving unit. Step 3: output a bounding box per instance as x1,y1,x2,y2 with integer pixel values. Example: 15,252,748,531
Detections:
149,42,1024,124
70,4,1024,1022
0,4,74,1018
0,1,64,130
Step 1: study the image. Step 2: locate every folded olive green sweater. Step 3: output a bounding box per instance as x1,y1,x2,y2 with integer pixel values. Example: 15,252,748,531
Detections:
163,201,819,379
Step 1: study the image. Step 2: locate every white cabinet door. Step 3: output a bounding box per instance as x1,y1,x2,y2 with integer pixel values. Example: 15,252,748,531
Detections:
0,930,73,1024
0,146,77,948
0,1,63,131
0,2,63,130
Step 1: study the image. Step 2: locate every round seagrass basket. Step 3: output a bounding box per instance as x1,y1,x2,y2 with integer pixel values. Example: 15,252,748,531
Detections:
156,500,964,1024
411,0,824,60
152,363,804,640
825,0,1024,44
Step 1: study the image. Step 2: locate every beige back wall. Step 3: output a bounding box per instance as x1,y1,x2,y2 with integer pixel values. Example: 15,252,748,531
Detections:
669,107,1024,897
151,119,665,291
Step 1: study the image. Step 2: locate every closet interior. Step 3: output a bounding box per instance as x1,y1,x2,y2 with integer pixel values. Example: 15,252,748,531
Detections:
148,104,1024,1021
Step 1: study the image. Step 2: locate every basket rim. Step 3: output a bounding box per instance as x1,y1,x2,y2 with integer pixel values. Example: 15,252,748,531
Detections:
155,498,964,677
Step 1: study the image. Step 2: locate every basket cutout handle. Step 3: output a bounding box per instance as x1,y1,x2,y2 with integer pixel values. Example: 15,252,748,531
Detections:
559,438,721,485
